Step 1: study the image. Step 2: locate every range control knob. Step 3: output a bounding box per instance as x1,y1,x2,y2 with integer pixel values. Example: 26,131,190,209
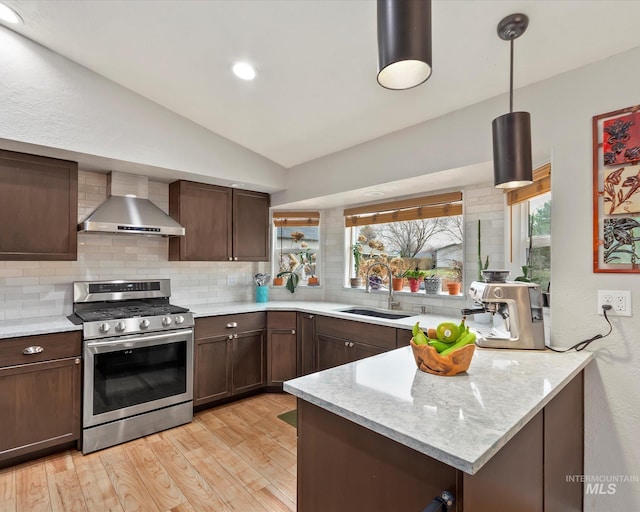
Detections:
115,321,126,332
162,316,172,327
175,315,185,325
99,322,110,334
139,319,150,329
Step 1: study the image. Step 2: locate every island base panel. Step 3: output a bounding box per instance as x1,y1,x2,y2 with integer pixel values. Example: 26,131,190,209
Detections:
297,399,459,512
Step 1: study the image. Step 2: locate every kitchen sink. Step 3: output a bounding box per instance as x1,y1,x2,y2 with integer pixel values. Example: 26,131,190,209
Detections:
339,307,411,320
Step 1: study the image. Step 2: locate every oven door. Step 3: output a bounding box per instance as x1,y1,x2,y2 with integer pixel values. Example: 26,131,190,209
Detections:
83,328,193,428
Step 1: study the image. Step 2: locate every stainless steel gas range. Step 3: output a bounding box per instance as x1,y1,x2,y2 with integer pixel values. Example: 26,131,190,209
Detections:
70,279,194,454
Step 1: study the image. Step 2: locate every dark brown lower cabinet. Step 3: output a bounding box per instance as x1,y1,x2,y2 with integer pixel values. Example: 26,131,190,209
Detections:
194,335,232,406
232,330,266,394
297,313,316,376
0,332,81,466
315,314,395,372
267,312,298,386
194,313,266,407
297,372,585,512
317,333,386,371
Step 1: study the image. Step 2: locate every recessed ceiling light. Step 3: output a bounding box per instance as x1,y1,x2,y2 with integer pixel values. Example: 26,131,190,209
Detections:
0,2,22,24
363,190,385,197
232,62,256,81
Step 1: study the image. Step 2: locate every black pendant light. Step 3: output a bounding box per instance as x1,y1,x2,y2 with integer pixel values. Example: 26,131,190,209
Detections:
492,13,533,189
377,0,432,90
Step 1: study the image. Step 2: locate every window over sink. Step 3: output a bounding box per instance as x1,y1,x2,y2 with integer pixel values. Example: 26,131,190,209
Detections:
343,192,464,292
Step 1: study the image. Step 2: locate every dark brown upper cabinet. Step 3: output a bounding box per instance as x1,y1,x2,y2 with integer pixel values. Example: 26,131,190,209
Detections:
168,180,270,261
0,150,78,260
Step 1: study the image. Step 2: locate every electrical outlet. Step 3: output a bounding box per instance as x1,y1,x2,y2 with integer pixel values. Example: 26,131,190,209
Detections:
226,275,238,286
597,290,632,316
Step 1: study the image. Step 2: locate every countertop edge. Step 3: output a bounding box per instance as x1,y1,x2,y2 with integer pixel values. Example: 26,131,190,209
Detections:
0,317,82,339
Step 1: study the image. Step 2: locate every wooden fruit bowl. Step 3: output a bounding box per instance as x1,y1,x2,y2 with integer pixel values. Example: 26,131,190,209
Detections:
410,339,475,376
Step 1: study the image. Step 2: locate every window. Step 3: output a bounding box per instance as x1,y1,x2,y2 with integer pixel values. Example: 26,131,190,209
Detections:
344,193,463,292
507,164,551,295
272,211,320,286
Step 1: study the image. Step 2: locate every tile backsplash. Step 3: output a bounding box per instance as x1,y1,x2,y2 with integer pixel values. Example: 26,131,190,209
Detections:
0,171,259,319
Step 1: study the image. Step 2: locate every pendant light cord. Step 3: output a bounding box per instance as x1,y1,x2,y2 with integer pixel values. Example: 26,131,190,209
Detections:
509,39,514,113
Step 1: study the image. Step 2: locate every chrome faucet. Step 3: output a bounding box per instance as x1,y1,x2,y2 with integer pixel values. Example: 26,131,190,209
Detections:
365,262,400,310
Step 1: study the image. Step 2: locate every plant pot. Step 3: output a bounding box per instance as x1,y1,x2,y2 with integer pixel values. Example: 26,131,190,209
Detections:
350,277,364,288
408,278,421,293
392,277,404,291
308,276,319,286
423,277,441,294
369,275,383,290
273,277,285,286
446,282,461,295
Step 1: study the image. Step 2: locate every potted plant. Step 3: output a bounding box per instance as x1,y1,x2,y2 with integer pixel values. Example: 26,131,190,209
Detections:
446,259,463,295
514,265,532,282
276,270,299,294
404,268,427,292
423,273,441,294
350,239,364,288
390,257,407,291
391,271,406,291
478,219,489,281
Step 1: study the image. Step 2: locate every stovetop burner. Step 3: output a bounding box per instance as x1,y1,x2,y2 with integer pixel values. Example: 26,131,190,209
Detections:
74,300,189,322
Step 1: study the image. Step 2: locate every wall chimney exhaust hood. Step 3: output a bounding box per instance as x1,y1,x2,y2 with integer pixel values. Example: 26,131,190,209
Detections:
78,172,185,237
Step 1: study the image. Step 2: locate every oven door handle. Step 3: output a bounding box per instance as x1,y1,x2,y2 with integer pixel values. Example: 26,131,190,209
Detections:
86,329,193,353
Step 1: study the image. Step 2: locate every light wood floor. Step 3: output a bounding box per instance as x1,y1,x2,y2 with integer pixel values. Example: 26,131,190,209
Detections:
0,393,297,512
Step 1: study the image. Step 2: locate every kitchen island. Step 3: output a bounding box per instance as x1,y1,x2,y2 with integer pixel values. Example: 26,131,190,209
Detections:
284,345,592,512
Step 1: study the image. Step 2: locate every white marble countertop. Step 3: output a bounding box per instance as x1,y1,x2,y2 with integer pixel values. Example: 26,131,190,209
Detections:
0,299,482,339
188,300,458,331
284,345,593,475
0,316,82,339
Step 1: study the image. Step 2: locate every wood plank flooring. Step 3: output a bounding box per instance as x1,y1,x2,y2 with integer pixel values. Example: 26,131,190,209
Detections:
0,393,297,512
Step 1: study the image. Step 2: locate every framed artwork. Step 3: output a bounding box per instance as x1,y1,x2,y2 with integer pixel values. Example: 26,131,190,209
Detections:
593,104,640,272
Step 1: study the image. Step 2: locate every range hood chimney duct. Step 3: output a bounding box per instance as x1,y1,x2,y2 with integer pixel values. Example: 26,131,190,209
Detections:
78,172,185,237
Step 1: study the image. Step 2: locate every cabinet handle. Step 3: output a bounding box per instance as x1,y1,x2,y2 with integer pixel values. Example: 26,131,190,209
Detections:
228,257,233,261
233,334,238,339
75,358,81,365
234,257,238,261
228,334,234,340
306,314,314,319
349,342,354,347
291,330,296,335
23,346,44,355
226,322,238,328
344,341,349,347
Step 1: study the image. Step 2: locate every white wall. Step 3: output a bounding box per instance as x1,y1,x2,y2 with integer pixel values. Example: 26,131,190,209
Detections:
0,26,286,192
273,47,640,510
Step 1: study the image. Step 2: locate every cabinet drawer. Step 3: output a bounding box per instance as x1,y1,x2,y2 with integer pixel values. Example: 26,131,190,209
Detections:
315,316,396,350
267,311,297,330
0,331,81,368
195,312,266,339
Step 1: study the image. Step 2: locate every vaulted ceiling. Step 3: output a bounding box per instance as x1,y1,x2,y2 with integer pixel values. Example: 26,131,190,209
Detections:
4,0,640,170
